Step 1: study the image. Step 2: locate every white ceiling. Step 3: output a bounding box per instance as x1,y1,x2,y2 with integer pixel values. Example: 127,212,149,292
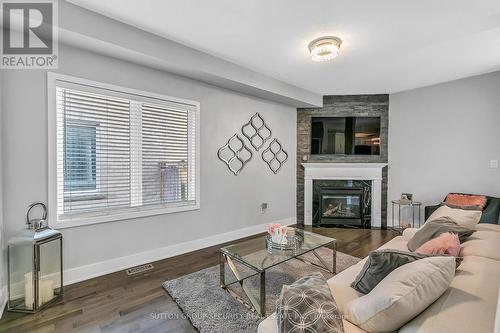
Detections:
68,0,500,95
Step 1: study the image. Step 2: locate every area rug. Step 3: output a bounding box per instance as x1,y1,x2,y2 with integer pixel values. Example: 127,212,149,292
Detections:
162,248,361,333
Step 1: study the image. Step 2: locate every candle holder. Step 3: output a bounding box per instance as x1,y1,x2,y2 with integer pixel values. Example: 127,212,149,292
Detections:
7,203,63,313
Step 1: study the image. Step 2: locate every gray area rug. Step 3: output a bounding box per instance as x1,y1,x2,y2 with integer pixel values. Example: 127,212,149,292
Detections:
162,248,360,333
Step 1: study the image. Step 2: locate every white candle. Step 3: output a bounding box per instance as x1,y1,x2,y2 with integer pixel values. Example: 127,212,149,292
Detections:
24,272,33,308
39,279,54,305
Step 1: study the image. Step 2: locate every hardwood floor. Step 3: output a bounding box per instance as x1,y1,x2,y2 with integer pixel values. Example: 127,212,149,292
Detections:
0,227,398,333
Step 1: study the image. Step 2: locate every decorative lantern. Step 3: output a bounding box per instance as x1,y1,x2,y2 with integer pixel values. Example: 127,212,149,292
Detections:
391,199,422,231
8,203,63,313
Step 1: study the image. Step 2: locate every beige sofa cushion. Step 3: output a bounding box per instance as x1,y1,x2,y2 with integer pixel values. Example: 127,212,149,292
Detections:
475,223,500,233
374,235,408,251
328,261,366,314
400,255,500,333
327,236,408,314
460,230,500,261
427,205,482,228
344,256,456,333
494,288,500,333
402,227,419,241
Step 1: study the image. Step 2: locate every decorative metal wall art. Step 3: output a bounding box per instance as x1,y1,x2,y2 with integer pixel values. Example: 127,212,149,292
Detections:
262,139,288,174
241,113,272,150
217,113,289,175
217,134,253,175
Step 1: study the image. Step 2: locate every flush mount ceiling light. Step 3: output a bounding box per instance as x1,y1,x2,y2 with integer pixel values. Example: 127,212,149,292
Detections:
308,36,342,62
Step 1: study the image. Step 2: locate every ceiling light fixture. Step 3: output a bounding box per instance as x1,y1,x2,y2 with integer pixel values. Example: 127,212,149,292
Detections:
308,36,342,62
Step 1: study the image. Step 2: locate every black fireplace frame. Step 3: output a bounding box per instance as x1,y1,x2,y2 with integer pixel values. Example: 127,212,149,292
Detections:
318,187,364,226
313,179,372,228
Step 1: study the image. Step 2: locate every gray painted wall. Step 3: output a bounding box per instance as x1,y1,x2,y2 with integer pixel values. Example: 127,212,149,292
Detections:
389,71,500,220
1,44,296,273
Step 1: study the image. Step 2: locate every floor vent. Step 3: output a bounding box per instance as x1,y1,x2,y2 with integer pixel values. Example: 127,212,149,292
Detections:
126,263,154,276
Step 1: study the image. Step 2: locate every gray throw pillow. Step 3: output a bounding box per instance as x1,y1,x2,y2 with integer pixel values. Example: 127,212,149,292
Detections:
277,272,344,333
351,250,429,294
407,217,475,251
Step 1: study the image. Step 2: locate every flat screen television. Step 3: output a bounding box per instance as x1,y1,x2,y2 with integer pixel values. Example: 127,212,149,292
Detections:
311,116,381,155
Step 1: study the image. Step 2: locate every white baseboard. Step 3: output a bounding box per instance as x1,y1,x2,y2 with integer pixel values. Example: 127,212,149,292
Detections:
64,217,296,285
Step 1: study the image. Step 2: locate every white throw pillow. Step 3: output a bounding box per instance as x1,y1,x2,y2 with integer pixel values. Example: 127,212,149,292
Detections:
344,256,456,333
427,205,482,229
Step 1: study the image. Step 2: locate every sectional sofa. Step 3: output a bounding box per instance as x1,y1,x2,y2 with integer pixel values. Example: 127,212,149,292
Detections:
258,223,500,333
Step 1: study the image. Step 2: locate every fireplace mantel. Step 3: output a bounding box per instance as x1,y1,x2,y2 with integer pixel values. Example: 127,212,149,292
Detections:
302,163,387,227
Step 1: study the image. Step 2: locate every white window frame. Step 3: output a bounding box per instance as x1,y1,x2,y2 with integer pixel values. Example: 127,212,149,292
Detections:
47,72,201,229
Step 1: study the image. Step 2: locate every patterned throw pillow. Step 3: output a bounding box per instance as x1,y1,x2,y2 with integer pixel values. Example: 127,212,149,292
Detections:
276,272,344,333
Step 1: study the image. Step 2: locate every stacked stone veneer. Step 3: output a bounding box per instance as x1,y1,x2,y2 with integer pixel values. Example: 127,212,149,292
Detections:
297,95,389,227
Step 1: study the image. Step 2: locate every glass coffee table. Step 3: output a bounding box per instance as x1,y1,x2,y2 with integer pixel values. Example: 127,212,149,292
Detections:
219,228,336,316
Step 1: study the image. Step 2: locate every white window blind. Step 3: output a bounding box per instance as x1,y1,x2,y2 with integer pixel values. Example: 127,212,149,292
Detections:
51,76,199,226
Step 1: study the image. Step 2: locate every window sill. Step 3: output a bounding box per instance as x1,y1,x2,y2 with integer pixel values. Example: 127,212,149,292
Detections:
50,202,200,229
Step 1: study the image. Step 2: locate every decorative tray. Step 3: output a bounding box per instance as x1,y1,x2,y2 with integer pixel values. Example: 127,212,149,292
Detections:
266,232,304,251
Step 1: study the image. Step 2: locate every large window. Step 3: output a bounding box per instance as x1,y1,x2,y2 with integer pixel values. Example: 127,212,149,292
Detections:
48,73,200,227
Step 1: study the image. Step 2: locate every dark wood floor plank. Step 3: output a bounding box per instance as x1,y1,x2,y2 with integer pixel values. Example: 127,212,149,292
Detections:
0,227,398,333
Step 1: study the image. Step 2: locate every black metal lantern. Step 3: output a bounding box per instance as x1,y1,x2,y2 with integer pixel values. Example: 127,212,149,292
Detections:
7,203,63,313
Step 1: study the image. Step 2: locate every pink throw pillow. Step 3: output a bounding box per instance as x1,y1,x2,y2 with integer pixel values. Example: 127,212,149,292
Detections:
444,193,487,210
415,232,460,256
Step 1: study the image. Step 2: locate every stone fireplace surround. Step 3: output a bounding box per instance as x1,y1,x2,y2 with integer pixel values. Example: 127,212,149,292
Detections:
296,95,389,227
303,163,387,227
